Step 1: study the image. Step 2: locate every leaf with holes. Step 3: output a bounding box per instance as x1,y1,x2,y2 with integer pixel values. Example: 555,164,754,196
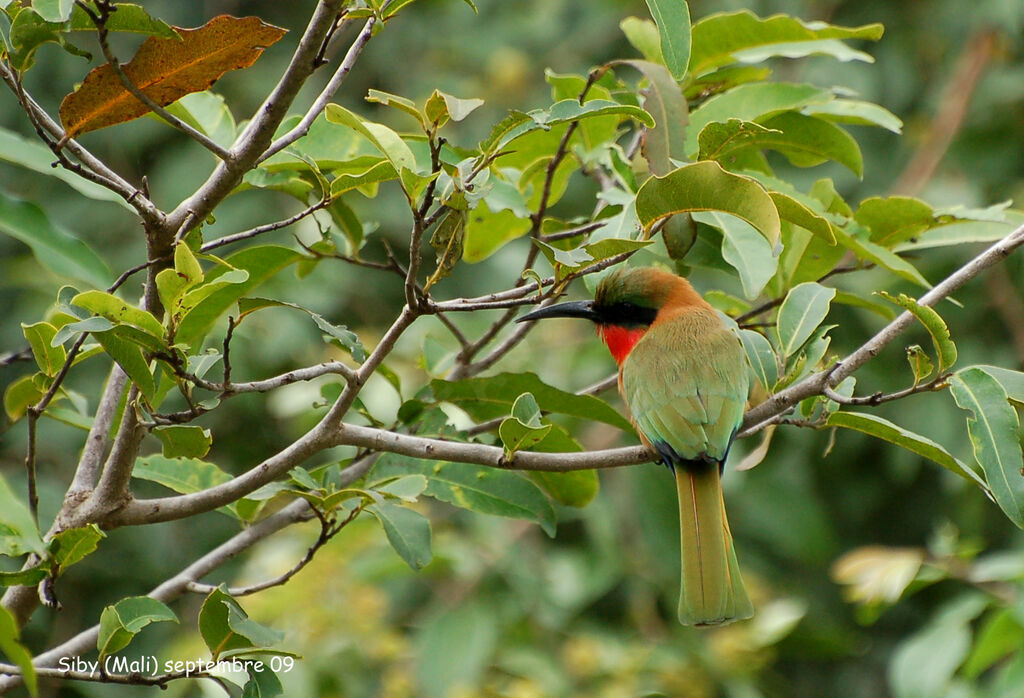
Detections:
877,292,957,371
59,15,286,138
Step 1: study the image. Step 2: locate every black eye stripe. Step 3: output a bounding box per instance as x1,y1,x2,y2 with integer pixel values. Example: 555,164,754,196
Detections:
597,302,658,327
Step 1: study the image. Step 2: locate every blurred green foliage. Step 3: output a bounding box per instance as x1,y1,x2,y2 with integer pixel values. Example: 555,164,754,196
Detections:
2,1,1024,697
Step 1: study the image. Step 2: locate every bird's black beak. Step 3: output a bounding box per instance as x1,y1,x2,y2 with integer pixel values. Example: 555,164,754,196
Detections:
516,300,600,323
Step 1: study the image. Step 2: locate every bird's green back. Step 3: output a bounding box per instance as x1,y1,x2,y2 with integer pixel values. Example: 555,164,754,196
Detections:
620,309,748,464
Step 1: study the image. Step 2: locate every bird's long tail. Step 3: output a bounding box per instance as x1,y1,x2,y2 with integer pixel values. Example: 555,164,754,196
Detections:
675,463,753,626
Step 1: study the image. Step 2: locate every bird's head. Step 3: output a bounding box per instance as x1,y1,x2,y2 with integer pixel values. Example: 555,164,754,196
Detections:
517,266,707,365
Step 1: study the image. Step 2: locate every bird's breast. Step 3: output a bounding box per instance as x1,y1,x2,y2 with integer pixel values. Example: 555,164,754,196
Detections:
597,324,647,366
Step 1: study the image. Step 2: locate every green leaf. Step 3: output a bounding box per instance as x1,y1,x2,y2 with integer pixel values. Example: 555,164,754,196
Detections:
133,455,252,520
740,328,778,392
949,368,1024,528
0,126,130,205
972,365,1024,407
0,606,37,697
425,89,483,125
263,113,382,173
329,159,398,197
377,458,557,537
768,191,836,244
482,100,653,155
431,372,633,432
67,3,178,39
688,10,883,77
803,99,902,133
830,226,932,290
175,246,303,346
428,209,466,282
225,602,284,649
776,281,835,357
905,345,934,385
199,586,258,660
92,328,156,403
33,0,74,22
324,104,418,174
536,238,653,282
22,322,66,377
366,88,423,124
697,118,780,163
49,524,104,575
0,472,45,556
685,81,833,155
97,596,177,660
826,411,986,488
855,196,936,247
643,0,691,80
533,98,654,130
499,392,554,455
523,424,598,508
0,565,48,588
71,290,165,339
236,297,366,362
962,609,1024,678
242,663,284,698
3,373,45,422
153,425,213,459
615,59,688,176
415,601,497,698
877,292,957,371
158,90,236,148
754,112,863,176
0,192,110,287
7,7,68,71
620,17,663,64
888,595,988,698
373,474,428,502
695,211,777,299
637,161,781,246
366,502,433,570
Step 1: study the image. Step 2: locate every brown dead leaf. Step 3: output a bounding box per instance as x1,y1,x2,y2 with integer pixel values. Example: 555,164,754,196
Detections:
60,15,286,139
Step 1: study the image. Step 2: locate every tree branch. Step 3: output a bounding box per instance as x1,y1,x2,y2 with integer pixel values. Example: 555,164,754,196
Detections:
741,221,1024,434
258,12,376,162
164,0,353,241
0,497,317,694
336,422,653,471
0,62,164,228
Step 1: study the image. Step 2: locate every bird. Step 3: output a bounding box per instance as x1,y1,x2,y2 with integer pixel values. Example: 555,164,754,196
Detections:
517,265,753,626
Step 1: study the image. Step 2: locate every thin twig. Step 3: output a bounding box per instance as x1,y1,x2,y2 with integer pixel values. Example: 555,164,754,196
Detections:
186,500,363,597
0,64,164,227
821,372,950,406
0,663,223,690
742,222,1024,433
258,12,375,162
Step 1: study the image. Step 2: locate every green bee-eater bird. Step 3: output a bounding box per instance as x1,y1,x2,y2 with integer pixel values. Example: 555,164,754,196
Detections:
518,266,753,626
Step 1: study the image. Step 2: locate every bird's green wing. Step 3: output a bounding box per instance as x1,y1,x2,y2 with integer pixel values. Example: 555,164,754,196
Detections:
621,314,748,463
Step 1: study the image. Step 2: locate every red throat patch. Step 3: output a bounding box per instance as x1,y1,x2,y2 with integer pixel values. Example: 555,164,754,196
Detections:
597,325,647,365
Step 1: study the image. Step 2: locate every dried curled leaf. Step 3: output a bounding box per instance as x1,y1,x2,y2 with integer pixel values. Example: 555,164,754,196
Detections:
60,15,286,138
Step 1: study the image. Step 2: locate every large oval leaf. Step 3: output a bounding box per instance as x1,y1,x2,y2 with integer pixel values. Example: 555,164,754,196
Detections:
60,15,286,138
776,281,835,357
636,160,781,246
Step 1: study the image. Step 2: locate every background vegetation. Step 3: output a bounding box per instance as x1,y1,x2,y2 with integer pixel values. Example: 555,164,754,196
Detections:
1,0,1024,696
